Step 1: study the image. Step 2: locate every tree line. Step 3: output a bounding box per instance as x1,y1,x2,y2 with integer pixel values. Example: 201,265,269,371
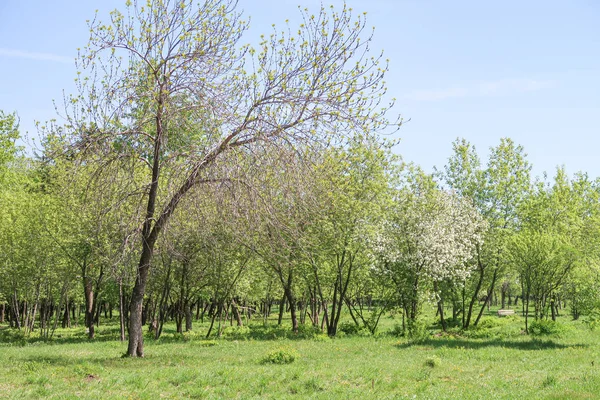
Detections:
1,0,600,356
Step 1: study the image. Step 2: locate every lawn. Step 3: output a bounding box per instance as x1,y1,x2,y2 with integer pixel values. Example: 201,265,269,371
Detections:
1,311,599,399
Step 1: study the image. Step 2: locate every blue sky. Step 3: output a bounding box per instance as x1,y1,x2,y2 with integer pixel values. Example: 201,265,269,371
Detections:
0,0,598,178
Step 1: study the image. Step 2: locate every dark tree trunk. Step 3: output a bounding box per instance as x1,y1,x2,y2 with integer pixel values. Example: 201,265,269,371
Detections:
62,299,71,329
327,252,354,336
200,302,211,323
434,282,447,331
465,252,485,329
128,259,150,356
474,267,499,326
195,300,202,321
285,287,298,333
231,299,243,327
142,297,150,327
277,293,285,326
185,302,193,331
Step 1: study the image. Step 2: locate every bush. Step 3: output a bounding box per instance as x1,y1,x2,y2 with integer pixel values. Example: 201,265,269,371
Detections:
424,356,441,368
477,318,502,329
260,348,299,364
390,323,404,337
542,374,557,388
296,324,322,339
528,319,565,336
338,321,360,335
313,334,330,342
222,326,251,340
407,319,429,343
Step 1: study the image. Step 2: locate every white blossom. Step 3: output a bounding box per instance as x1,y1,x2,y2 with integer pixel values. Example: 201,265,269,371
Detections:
372,189,487,284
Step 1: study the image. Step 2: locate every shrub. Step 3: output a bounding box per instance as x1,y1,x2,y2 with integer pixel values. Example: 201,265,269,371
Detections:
338,321,360,335
222,326,251,340
313,334,330,342
478,318,502,329
390,323,404,337
296,324,322,339
357,328,373,337
542,375,557,387
407,319,429,343
424,356,441,368
528,319,565,336
260,348,299,364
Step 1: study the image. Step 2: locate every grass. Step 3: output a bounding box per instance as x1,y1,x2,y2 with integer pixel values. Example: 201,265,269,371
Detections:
1,309,600,399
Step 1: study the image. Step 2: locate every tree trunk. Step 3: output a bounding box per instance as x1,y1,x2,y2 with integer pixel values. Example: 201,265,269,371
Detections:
327,252,354,336
474,267,499,326
525,289,530,334
465,250,485,329
277,293,285,325
185,302,193,331
119,280,126,342
285,287,298,333
127,250,152,357
434,282,447,331
62,296,71,329
12,291,21,330
84,276,95,339
231,299,243,327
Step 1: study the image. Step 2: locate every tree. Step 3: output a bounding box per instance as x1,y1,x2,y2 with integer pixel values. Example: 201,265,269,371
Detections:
306,136,395,336
512,168,588,331
509,230,576,332
439,138,531,328
372,167,486,331
0,111,21,176
57,0,397,356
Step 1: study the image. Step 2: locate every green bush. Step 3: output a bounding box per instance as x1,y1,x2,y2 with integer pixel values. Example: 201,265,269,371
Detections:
542,374,557,388
357,328,373,337
296,324,322,339
313,334,330,342
338,321,360,335
424,356,441,368
528,319,565,336
390,323,404,337
478,318,502,329
222,326,251,339
407,319,429,343
260,348,299,364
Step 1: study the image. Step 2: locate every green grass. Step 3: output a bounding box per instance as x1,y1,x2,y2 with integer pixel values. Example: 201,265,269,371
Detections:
1,310,600,399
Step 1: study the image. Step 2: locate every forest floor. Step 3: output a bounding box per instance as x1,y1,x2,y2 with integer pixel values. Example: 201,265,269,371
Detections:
0,309,599,399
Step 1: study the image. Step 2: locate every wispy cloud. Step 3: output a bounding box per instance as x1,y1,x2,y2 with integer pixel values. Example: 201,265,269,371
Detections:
0,48,72,64
405,78,554,102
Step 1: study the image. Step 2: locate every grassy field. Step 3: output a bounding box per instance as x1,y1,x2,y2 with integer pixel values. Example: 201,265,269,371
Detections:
1,310,600,399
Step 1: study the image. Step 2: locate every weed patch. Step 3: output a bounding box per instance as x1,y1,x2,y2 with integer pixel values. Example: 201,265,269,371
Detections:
260,347,299,364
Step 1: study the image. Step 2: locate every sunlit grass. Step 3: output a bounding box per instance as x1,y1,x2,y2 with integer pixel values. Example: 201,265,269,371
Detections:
1,309,599,399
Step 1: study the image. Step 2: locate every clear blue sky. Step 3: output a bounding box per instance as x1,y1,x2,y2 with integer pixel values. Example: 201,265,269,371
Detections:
1,0,599,178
